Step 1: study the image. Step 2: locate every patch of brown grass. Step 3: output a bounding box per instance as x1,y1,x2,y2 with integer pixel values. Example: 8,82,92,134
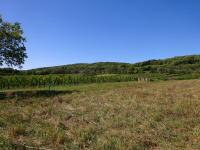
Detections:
1,80,200,149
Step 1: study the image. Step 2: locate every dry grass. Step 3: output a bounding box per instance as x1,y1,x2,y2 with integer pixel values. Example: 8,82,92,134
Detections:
0,80,200,149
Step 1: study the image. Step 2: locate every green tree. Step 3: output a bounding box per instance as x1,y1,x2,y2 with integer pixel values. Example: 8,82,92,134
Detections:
0,15,27,68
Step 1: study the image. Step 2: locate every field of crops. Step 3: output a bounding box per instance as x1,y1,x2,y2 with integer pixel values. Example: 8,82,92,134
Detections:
0,74,138,90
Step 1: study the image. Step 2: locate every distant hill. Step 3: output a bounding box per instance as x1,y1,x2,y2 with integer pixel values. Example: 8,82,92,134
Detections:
0,68,20,75
24,62,131,75
1,55,200,76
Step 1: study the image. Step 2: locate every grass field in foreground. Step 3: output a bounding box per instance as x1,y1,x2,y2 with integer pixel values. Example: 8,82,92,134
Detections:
0,80,200,149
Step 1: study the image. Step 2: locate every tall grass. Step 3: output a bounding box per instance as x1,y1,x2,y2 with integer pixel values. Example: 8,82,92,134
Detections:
1,80,200,149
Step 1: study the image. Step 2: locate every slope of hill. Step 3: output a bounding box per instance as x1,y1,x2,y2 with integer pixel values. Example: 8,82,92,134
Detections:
25,54,200,75
1,55,200,76
25,62,131,75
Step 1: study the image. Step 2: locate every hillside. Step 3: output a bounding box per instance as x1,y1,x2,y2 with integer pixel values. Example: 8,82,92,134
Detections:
25,62,131,75
24,55,200,75
1,55,200,76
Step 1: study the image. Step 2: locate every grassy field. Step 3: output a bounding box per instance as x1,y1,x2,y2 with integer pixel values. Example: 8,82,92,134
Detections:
0,80,200,149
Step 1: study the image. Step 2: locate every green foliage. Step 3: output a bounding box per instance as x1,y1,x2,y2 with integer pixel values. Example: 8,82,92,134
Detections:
0,15,27,68
1,55,200,76
0,68,20,75
23,55,200,76
0,72,199,90
24,62,131,75
0,74,137,90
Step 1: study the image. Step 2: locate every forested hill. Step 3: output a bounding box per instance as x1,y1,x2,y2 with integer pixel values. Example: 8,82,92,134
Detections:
1,55,200,76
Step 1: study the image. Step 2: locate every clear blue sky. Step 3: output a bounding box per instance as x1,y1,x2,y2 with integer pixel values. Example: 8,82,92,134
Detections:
1,0,200,69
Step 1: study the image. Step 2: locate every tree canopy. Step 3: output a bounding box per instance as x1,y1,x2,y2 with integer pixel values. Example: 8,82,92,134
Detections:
0,15,27,68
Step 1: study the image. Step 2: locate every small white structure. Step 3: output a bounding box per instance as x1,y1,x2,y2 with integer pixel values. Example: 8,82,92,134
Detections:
137,77,151,82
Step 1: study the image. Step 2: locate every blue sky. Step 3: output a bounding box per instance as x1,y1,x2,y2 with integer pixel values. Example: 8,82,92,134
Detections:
1,0,200,69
